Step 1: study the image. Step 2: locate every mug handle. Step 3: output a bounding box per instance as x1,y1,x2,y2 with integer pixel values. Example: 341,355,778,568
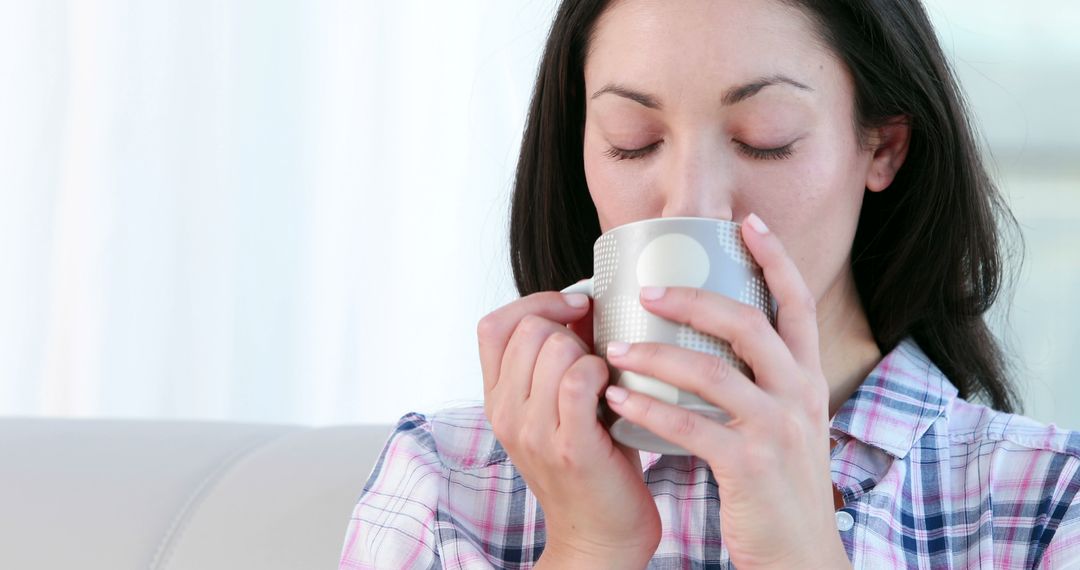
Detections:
559,278,609,422
559,278,594,297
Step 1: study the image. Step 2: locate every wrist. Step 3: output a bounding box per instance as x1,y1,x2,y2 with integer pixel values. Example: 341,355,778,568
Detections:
759,541,850,570
747,537,846,570
537,539,655,570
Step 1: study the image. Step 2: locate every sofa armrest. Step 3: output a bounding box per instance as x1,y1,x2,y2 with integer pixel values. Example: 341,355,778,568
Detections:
0,418,393,570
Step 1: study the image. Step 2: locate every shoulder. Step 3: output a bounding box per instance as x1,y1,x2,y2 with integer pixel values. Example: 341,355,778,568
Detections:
426,405,510,470
946,397,1080,459
373,405,509,473
340,406,514,568
944,399,1080,567
943,398,1080,496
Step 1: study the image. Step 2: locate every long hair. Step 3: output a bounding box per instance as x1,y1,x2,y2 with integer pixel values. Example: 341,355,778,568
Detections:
508,0,1022,412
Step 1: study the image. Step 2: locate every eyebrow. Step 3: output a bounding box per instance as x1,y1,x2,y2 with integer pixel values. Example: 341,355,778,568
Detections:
590,74,813,110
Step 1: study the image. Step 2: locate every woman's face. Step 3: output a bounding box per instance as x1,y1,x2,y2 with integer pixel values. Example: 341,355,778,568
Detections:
583,0,888,303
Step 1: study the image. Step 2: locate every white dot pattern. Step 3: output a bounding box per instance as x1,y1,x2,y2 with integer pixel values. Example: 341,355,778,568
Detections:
594,234,618,297
717,224,753,268
675,325,739,368
596,295,649,355
739,274,776,325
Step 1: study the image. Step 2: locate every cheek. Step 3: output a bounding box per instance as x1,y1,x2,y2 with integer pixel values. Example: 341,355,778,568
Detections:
761,140,869,298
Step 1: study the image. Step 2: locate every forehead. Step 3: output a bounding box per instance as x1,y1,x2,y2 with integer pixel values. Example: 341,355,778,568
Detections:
585,0,844,105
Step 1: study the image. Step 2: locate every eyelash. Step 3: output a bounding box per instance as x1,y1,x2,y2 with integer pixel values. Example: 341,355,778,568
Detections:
604,141,662,161
603,140,795,161
735,141,795,160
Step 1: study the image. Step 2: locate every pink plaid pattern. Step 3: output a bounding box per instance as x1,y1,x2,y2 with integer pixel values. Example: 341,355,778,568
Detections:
339,338,1080,568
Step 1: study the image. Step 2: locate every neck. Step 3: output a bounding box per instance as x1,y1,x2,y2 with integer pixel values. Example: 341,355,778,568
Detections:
815,266,882,419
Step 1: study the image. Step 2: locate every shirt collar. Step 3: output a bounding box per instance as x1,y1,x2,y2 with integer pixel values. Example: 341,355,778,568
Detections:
829,337,958,459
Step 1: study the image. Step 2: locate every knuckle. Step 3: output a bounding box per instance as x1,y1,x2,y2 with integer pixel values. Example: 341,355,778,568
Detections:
585,354,611,378
639,342,661,360
547,331,584,357
489,408,512,440
671,410,698,437
636,396,656,420
560,372,591,397
705,355,730,385
739,305,770,332
518,313,548,336
551,441,571,466
476,312,503,343
552,438,596,470
638,396,663,425
565,367,607,396
519,427,546,454
776,413,806,445
563,355,604,388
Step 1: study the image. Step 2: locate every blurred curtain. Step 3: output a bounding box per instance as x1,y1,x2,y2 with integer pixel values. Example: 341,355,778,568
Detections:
0,0,557,425
0,0,1077,426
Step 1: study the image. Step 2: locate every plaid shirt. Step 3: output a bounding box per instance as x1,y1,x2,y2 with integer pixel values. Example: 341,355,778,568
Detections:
339,338,1080,568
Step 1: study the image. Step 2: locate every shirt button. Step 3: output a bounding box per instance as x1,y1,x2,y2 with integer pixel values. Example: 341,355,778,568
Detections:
835,510,854,532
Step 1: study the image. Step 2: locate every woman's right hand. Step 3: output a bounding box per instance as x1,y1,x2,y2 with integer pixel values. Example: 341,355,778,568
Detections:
477,290,661,567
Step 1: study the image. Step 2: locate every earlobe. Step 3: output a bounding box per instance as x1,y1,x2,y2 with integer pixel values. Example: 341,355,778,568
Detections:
865,116,912,193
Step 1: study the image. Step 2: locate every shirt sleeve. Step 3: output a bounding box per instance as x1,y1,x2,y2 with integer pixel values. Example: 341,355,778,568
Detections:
339,412,443,570
1037,456,1080,569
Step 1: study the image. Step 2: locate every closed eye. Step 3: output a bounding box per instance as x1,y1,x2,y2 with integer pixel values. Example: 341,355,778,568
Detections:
603,139,796,161
604,140,663,161
735,140,795,160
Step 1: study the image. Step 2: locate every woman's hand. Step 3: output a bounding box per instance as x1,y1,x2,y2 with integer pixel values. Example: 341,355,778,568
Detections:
477,291,661,567
601,214,851,570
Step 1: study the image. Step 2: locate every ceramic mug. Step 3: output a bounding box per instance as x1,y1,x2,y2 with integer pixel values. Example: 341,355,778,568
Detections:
561,217,776,455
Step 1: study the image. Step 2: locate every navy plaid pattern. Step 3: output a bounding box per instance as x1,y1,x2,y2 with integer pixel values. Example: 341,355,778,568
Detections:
340,338,1080,568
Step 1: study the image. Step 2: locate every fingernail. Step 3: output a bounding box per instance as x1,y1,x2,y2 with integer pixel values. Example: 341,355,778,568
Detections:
640,286,666,300
606,341,630,356
746,213,769,234
606,385,629,404
563,293,589,308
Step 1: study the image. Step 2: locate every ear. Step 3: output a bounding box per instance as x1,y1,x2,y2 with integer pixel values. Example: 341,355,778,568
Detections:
865,116,911,193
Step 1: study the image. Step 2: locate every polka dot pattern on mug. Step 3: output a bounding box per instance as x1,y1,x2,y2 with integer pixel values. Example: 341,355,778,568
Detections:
597,295,649,355
717,223,753,268
739,275,775,325
675,325,740,368
594,233,618,297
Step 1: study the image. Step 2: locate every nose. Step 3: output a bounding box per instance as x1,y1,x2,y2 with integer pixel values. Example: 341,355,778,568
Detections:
659,137,735,221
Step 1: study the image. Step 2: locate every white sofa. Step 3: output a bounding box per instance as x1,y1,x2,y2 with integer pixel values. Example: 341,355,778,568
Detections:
0,417,394,570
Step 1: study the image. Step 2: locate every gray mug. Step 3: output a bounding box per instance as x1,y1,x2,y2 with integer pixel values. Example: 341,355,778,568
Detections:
561,217,776,455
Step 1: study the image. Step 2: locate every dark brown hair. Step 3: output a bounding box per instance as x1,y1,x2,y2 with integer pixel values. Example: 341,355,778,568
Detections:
508,0,1022,412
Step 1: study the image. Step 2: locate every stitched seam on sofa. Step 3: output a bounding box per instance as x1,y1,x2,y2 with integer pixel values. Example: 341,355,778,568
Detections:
147,429,302,570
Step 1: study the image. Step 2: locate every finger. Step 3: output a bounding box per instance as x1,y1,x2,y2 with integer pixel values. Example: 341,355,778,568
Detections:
740,213,821,370
529,332,588,433
558,354,610,442
604,341,768,419
604,383,737,464
477,291,591,396
496,314,589,407
637,286,796,393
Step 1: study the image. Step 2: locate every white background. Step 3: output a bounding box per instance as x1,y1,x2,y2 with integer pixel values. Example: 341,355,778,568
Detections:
0,0,1077,427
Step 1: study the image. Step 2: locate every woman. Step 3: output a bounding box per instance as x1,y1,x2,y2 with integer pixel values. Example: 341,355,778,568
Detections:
340,1,1080,568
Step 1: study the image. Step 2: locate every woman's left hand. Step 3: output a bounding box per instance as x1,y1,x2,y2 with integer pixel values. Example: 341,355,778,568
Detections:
602,214,851,570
